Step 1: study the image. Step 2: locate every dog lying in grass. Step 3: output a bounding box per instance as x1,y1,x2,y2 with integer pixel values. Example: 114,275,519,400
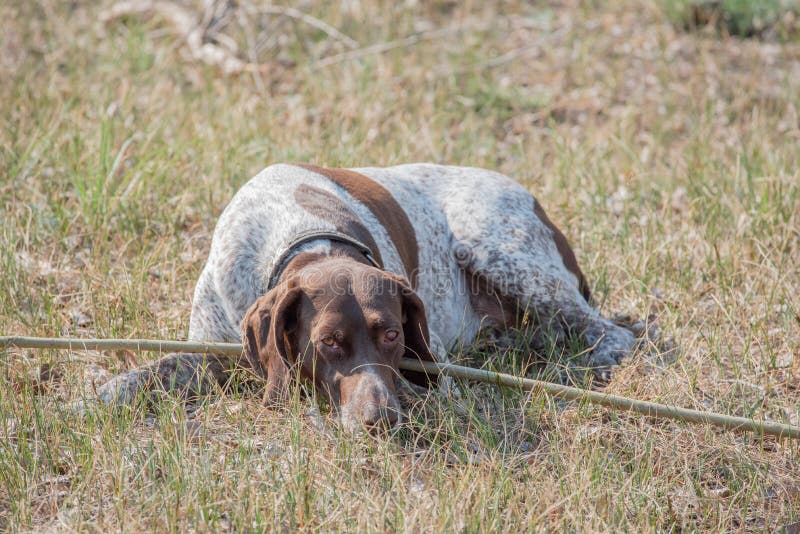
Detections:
95,163,638,432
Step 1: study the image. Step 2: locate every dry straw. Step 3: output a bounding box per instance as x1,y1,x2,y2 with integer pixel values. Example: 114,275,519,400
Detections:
2,335,798,440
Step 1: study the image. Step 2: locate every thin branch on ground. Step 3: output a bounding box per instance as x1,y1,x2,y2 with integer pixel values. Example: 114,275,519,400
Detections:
4,335,799,440
423,25,570,82
312,24,487,69
258,4,359,49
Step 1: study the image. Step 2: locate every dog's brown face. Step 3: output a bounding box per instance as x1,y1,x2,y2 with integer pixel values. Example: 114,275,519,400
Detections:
242,257,435,433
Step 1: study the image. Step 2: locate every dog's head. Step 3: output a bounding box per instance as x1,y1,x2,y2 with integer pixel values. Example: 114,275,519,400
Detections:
241,257,436,433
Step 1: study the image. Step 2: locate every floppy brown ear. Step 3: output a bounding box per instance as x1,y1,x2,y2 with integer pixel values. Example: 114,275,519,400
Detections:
241,283,302,403
393,278,439,388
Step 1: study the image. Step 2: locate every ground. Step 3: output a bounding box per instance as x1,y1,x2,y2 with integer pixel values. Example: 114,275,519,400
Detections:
1,0,799,531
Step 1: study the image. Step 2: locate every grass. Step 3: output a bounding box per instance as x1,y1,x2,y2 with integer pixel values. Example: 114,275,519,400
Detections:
1,0,800,531
660,0,800,37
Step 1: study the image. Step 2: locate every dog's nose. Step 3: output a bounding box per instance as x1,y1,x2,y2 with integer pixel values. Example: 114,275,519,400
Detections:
384,406,399,426
363,404,400,430
363,384,400,430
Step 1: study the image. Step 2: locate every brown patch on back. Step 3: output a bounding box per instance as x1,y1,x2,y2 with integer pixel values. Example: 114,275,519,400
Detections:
293,184,384,268
293,163,420,288
532,199,592,303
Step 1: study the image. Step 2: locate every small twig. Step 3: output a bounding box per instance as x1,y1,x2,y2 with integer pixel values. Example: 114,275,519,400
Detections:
3,335,800,440
425,25,570,81
202,0,239,53
312,25,482,69
258,4,358,49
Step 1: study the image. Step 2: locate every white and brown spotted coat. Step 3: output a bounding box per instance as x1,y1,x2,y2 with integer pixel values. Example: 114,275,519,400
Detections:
190,163,631,361
96,163,635,409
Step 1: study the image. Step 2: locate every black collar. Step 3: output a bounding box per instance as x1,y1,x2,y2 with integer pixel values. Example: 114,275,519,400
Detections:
267,230,382,290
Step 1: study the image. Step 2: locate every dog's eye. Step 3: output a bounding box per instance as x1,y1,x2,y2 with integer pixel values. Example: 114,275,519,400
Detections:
384,330,399,342
321,336,336,347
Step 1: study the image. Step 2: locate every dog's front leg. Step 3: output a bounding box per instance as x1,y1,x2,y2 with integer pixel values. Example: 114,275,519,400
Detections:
90,352,235,408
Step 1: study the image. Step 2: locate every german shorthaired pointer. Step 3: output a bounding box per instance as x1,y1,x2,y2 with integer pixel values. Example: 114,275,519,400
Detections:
95,163,636,432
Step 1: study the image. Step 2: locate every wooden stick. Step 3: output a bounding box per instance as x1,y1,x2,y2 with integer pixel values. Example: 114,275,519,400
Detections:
2,335,798,439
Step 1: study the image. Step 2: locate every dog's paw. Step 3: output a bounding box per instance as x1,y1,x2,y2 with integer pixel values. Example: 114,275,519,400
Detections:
95,369,150,406
65,397,102,417
585,324,637,383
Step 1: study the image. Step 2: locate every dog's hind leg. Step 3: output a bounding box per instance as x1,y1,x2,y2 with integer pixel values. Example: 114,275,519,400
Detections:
447,190,636,380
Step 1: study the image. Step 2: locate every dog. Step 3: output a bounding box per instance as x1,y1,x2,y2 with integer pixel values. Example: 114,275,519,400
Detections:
95,163,636,432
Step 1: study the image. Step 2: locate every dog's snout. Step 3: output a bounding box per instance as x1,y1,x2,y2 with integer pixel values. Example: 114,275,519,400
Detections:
339,371,401,433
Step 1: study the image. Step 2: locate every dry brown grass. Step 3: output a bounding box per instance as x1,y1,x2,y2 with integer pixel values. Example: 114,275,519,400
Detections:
1,0,799,531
